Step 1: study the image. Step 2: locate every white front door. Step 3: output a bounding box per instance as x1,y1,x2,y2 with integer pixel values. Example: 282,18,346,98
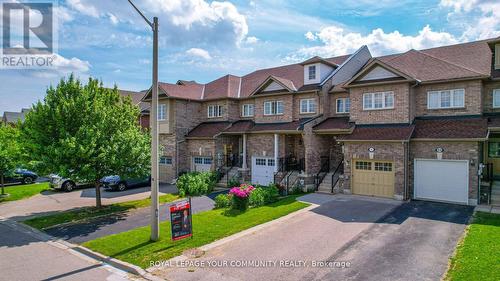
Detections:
193,157,213,172
414,159,469,205
251,157,276,186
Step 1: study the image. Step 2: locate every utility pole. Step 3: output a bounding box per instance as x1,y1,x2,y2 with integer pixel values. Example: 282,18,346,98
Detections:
127,0,160,241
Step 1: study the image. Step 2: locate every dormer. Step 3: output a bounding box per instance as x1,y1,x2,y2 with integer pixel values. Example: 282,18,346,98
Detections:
300,56,338,85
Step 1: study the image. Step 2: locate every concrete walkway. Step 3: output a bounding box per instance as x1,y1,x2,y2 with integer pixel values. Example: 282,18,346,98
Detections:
0,184,177,221
45,192,222,244
0,218,139,281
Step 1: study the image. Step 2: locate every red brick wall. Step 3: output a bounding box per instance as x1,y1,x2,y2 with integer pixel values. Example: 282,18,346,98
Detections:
483,81,500,113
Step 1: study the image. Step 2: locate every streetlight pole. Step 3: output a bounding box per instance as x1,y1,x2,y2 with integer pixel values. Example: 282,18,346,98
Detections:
127,0,160,241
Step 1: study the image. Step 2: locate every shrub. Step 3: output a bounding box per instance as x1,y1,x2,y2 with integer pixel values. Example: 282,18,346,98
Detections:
229,183,254,211
249,188,266,207
177,172,216,197
228,177,240,189
263,184,280,203
214,193,231,209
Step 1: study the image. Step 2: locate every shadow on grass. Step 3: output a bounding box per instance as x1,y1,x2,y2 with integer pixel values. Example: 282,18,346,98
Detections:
109,240,153,257
473,211,500,226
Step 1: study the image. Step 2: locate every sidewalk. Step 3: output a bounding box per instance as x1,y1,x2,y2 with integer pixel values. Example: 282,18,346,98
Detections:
0,218,138,281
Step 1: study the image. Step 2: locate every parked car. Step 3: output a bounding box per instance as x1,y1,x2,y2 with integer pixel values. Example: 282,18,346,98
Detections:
101,175,151,191
49,174,90,192
2,169,38,185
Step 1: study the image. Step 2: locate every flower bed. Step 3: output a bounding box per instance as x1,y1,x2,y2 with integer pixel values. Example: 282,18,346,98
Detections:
215,184,280,211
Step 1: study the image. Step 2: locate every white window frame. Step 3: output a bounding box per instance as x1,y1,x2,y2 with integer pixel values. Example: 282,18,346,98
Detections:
207,105,223,118
308,65,316,80
158,104,167,121
363,91,394,110
159,156,172,165
263,101,284,116
493,89,500,108
427,89,465,109
300,98,317,114
241,104,254,117
336,98,350,113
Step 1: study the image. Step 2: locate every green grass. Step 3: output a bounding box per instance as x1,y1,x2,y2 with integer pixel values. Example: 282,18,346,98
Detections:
0,182,50,203
445,212,500,281
83,195,308,268
24,193,180,230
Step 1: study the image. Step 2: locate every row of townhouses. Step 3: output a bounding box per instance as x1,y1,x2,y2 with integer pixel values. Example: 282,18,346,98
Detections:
143,37,500,206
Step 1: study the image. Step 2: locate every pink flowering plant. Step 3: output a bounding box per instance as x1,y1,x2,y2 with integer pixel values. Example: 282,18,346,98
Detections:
229,183,255,210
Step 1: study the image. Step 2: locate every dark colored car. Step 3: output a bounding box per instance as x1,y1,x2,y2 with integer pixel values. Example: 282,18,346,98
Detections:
49,174,91,192
101,175,151,191
3,169,38,185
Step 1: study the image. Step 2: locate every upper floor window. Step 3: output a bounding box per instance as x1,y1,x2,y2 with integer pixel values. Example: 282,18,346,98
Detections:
159,156,172,165
208,105,223,118
427,89,464,109
242,104,254,117
158,104,167,121
300,98,317,114
336,98,350,113
493,89,500,108
264,101,284,115
363,91,394,110
308,65,316,80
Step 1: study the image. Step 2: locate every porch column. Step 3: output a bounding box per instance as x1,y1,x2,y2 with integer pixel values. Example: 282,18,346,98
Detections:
242,134,247,169
274,133,279,173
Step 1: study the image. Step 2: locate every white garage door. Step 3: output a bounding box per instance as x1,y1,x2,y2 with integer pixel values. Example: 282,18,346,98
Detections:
414,159,469,204
193,157,212,172
252,157,276,186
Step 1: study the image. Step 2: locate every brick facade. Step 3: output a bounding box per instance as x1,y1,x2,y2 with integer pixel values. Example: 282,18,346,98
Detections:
254,94,294,123
483,81,500,113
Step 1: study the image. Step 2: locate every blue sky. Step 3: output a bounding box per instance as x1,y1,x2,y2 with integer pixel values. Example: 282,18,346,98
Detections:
1,0,499,114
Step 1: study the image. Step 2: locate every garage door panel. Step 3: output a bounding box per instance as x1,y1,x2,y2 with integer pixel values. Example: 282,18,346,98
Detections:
352,160,394,198
414,159,468,204
251,157,274,186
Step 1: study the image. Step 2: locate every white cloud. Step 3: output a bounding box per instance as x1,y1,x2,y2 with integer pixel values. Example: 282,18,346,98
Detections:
186,48,212,60
289,25,458,61
305,31,317,41
107,13,119,25
245,36,259,44
30,54,91,79
67,0,99,18
440,0,500,40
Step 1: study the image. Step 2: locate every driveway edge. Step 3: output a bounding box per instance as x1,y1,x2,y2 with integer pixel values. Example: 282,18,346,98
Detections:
146,202,318,273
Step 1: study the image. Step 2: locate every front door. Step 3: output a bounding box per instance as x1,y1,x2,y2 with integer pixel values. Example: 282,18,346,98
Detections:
251,157,276,186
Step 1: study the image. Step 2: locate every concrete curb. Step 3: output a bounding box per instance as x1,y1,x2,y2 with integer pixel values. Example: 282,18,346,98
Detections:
146,202,317,273
0,215,162,281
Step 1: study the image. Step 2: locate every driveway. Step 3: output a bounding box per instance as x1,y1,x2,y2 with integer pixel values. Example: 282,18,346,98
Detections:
153,194,473,281
0,183,177,221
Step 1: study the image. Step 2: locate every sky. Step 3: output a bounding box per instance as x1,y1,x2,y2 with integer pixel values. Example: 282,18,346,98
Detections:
1,0,500,114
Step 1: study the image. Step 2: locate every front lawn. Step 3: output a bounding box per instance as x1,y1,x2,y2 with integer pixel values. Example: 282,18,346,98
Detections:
83,195,309,268
24,193,179,229
0,182,50,203
445,211,500,281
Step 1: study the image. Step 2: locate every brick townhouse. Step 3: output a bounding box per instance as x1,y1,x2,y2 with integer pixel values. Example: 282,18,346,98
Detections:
143,36,500,206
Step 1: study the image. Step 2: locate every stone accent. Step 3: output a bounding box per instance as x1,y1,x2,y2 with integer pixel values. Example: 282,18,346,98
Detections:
414,80,483,117
483,81,500,113
409,141,480,200
342,142,406,197
349,82,411,124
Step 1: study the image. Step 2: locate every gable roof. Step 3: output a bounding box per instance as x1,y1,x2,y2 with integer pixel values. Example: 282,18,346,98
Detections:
250,75,297,96
300,56,340,67
2,109,30,124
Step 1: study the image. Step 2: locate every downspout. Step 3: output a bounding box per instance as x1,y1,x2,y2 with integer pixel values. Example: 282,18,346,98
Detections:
403,140,409,201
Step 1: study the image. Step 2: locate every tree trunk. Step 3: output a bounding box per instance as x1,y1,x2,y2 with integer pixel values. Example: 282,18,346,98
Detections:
95,181,102,208
1,173,4,196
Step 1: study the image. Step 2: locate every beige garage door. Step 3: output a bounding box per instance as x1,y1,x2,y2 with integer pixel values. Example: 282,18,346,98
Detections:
352,160,395,198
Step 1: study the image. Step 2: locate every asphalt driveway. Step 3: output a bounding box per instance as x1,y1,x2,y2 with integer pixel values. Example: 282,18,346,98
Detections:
154,194,473,281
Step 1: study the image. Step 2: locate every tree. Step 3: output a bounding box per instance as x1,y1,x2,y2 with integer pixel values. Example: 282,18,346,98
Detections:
0,124,22,196
22,75,150,207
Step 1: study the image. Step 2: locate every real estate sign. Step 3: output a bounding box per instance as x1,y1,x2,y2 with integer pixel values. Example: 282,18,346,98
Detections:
169,199,192,241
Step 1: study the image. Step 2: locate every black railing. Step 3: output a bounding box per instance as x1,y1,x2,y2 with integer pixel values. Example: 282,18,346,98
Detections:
315,156,330,190
331,158,344,193
278,156,305,172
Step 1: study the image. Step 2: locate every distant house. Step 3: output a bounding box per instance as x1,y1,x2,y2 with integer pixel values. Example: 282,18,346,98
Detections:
2,108,31,126
115,89,150,129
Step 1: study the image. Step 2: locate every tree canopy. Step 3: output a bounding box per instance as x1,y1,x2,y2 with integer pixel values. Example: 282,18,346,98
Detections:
22,75,150,207
0,124,22,194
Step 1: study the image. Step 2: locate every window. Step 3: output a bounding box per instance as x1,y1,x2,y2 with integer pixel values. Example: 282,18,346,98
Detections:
363,92,394,110
374,162,392,171
256,158,267,165
336,98,350,113
300,99,317,114
264,101,284,115
242,104,254,117
208,105,223,118
267,159,275,166
489,142,500,158
308,65,316,80
194,157,204,164
493,89,500,108
427,89,465,109
159,156,172,165
355,161,371,170
203,158,212,165
158,104,167,121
